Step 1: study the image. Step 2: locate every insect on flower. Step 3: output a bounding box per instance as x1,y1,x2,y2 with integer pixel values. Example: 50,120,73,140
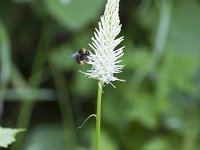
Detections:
71,48,90,65
81,0,125,87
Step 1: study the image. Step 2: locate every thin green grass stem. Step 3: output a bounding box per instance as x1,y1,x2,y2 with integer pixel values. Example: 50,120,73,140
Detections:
10,23,51,150
96,81,103,150
49,62,77,149
153,0,172,63
0,21,11,112
130,0,172,89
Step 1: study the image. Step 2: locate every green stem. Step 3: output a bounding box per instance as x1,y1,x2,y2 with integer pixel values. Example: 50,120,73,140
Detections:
129,0,172,88
153,0,172,63
96,81,103,150
0,21,11,87
49,62,77,149
0,21,11,113
10,22,51,150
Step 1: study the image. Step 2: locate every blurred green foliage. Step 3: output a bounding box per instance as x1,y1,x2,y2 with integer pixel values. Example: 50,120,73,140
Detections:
0,0,200,150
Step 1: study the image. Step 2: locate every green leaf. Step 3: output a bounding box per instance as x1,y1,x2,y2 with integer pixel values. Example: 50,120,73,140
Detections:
44,0,105,30
0,127,25,148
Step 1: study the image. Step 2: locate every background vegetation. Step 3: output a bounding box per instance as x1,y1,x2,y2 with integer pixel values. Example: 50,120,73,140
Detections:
0,0,200,149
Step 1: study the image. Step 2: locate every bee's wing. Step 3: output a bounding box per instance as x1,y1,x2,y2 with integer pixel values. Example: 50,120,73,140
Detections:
70,52,78,58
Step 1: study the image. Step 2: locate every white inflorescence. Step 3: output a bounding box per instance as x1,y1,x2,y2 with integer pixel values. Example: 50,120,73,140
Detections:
82,0,125,87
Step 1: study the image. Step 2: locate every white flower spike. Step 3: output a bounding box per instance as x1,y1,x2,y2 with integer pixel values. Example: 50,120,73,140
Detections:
82,0,125,87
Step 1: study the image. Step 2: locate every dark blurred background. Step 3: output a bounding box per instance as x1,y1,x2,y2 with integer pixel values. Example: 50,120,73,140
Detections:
0,0,200,150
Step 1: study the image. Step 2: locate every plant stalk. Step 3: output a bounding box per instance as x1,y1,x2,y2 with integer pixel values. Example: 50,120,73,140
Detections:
96,81,103,150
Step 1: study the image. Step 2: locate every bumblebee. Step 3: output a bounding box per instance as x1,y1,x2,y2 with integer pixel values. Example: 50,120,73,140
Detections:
71,48,90,65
